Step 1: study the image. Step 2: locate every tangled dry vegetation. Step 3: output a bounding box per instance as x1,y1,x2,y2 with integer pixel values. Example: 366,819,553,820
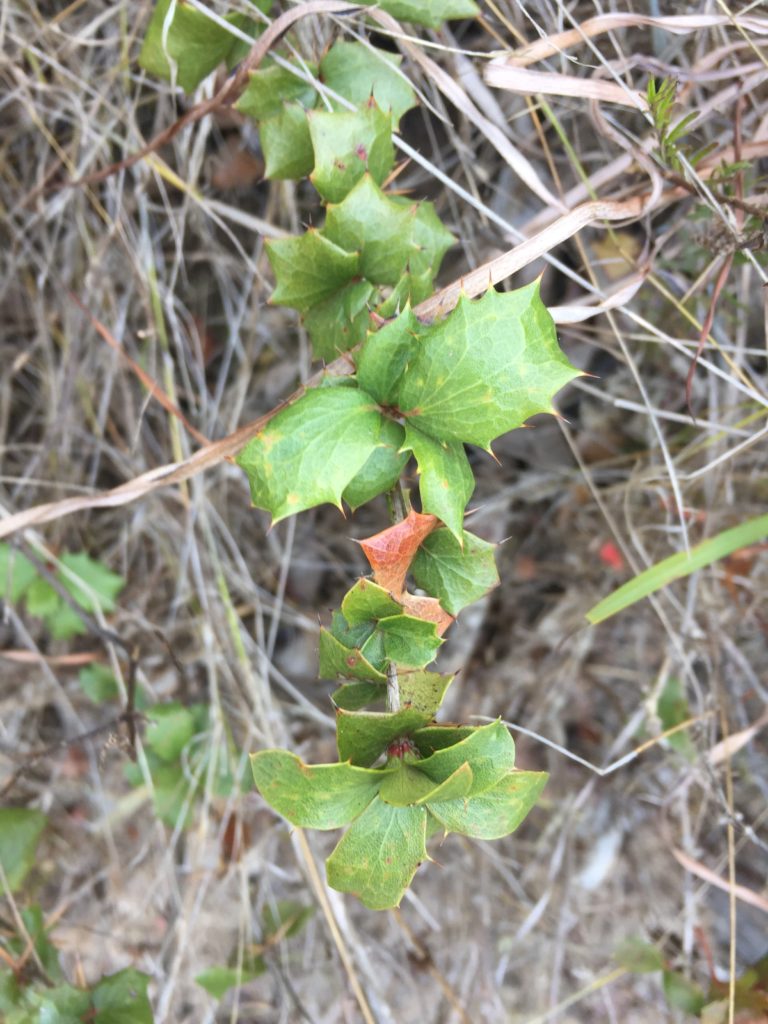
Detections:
2,1,768,1022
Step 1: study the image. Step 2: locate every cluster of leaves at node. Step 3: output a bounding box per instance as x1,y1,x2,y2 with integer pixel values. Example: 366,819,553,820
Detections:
0,809,154,1022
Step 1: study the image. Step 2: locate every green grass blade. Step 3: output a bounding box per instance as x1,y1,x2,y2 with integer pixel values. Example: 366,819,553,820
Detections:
586,515,768,625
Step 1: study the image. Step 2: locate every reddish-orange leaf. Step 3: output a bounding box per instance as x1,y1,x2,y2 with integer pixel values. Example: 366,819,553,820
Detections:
400,593,453,636
359,510,438,594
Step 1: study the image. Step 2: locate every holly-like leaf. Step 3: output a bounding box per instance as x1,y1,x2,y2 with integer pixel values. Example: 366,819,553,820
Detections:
411,528,499,614
342,418,409,511
379,761,441,806
266,230,359,313
323,175,417,286
0,808,46,892
332,681,386,710
139,0,250,93
259,104,314,180
319,628,387,683
408,199,456,276
397,283,581,451
367,0,480,28
428,770,547,839
341,579,402,624
418,720,516,795
309,101,394,203
402,423,474,541
336,707,432,766
378,614,442,666
398,592,453,636
304,280,375,362
398,669,454,714
418,762,474,804
325,797,427,909
320,41,416,128
355,306,421,405
251,750,384,828
235,62,318,122
236,387,382,523
376,268,434,318
359,508,438,593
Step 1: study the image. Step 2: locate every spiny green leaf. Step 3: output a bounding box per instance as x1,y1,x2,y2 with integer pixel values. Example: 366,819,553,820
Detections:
323,175,417,286
196,964,265,1000
586,514,768,624
397,283,580,451
368,0,479,28
259,104,315,180
336,707,432,766
341,579,402,625
319,628,387,683
266,230,359,313
309,101,394,203
379,761,441,806
402,423,474,541
0,808,46,892
377,613,442,666
417,762,474,804
139,0,247,93
329,608,376,650
331,681,386,710
235,62,318,122
320,41,416,128
398,669,454,715
408,199,456,276
376,267,434,318
236,387,382,523
355,306,420,404
251,750,384,829
342,418,409,511
418,720,516,795
412,724,476,756
325,797,427,909
428,770,547,839
411,528,499,614
303,280,375,362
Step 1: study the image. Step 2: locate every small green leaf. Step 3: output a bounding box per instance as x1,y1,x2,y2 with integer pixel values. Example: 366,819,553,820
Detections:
355,307,420,405
309,101,395,203
139,0,245,93
235,63,317,121
323,175,417,286
236,387,383,523
341,579,402,625
251,750,384,828
78,664,119,704
342,418,409,511
412,724,476,756
262,900,314,940
59,551,125,614
415,762,474,804
266,230,359,313
320,41,416,128
0,808,46,892
91,968,154,1024
662,970,707,1015
25,983,90,1020
586,514,768,624
376,267,434,318
402,424,474,541
411,528,499,614
418,720,516,795
428,770,547,839
325,797,427,909
336,708,432,766
25,575,59,619
368,0,479,28
398,669,453,715
615,938,665,974
303,280,375,362
0,544,36,601
331,681,386,710
145,703,195,762
259,104,315,180
396,284,580,451
196,964,264,1000
319,629,387,683
377,613,442,666
379,761,439,806
656,677,697,760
